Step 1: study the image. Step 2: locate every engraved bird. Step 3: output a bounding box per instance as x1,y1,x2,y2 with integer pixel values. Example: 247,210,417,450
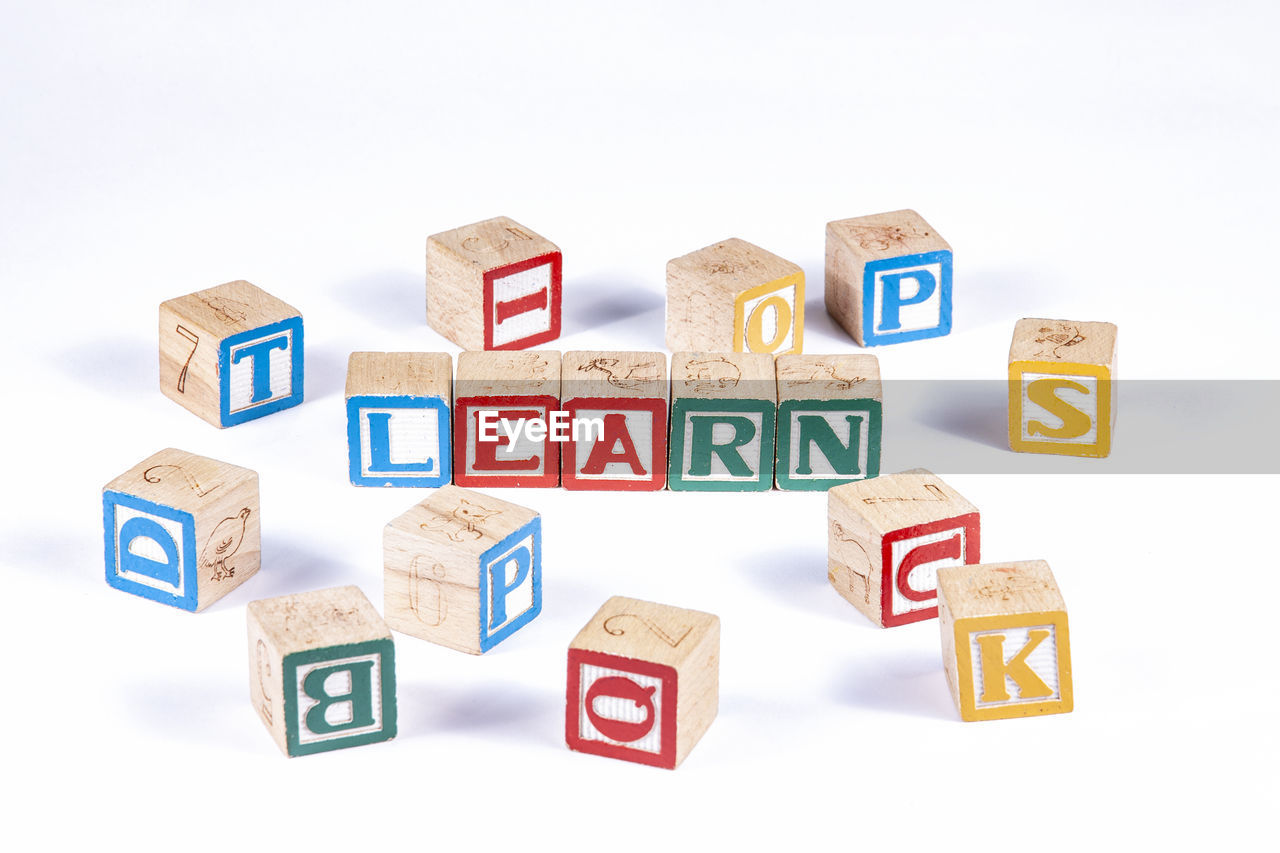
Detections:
201,508,251,581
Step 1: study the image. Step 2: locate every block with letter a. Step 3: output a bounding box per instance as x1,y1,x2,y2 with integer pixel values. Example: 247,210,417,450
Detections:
454,350,561,488
561,350,667,491
345,352,452,488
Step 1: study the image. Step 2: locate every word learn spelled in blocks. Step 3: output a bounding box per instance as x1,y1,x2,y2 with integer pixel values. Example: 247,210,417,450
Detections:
454,350,561,488
566,596,719,769
776,354,882,491
825,210,952,346
827,468,979,628
345,352,452,487
426,216,562,350
666,238,804,355
248,585,397,756
562,350,668,490
1009,318,1118,458
103,448,260,612
383,486,542,654
937,561,1073,722
160,280,304,427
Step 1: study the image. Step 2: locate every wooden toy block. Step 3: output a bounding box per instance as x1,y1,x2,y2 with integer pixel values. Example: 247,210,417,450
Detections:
566,596,719,770
667,352,776,491
1008,318,1118,458
426,216,561,350
666,238,804,355
345,352,453,487
159,280,304,427
775,354,882,490
247,585,397,756
561,351,668,491
383,485,541,654
103,448,260,612
825,210,952,346
937,560,1073,722
827,468,979,628
454,350,561,488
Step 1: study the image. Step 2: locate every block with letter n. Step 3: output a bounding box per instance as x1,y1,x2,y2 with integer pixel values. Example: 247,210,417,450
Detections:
775,353,882,491
345,352,452,488
454,350,561,488
827,469,979,628
247,585,397,757
561,350,668,491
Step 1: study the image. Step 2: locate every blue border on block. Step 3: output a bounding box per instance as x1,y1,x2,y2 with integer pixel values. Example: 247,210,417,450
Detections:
861,250,953,346
218,316,305,427
103,490,199,611
477,517,542,653
346,395,452,487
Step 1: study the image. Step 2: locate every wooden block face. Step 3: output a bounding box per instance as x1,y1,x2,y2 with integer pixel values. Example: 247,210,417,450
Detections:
825,210,952,346
937,561,1073,722
1008,318,1118,458
668,353,777,491
775,354,883,490
454,351,562,488
566,596,720,769
561,351,668,491
103,448,260,612
426,216,562,351
345,352,453,487
666,238,804,355
159,280,304,427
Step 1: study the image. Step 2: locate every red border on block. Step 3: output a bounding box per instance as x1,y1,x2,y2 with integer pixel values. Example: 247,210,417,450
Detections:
565,648,678,770
482,252,563,350
879,512,981,628
561,397,667,491
453,394,561,488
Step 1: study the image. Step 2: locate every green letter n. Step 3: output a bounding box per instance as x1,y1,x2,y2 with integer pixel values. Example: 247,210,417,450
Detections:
795,414,863,476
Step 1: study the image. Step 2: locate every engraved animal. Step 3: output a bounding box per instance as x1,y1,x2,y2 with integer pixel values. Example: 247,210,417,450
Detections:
199,295,251,325
850,223,929,252
814,363,866,391
419,499,502,542
578,357,656,390
686,356,741,392
1033,325,1085,360
201,508,251,581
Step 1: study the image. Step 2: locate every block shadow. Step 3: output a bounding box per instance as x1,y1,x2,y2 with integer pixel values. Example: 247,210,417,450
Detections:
827,649,955,721
331,268,423,332
915,382,1010,451
211,535,357,610
561,275,664,338
398,680,563,750
736,544,871,625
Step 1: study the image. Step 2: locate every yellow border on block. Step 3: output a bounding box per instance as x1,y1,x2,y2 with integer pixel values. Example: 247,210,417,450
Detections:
733,271,804,355
953,611,1073,722
1008,360,1112,458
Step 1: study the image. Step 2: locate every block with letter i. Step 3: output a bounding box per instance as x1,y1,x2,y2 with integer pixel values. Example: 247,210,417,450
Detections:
1009,318,1118,458
561,351,668,491
426,215,562,350
345,352,452,487
160,280,304,427
825,210,952,346
383,485,542,655
827,469,979,627
454,350,561,488
103,447,260,612
937,560,1073,722
776,353,882,491
668,352,776,491
247,585,397,756
566,596,719,770
666,238,804,355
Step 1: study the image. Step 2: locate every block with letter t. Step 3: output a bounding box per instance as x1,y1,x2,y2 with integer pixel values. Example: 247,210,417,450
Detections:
775,353,882,491
345,352,452,488
247,585,397,756
827,469,979,628
561,350,668,491
159,280,304,427
454,350,561,488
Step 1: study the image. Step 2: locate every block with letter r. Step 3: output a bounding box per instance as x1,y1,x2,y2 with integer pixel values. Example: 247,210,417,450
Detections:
668,352,776,491
453,350,561,488
345,352,452,488
775,354,882,491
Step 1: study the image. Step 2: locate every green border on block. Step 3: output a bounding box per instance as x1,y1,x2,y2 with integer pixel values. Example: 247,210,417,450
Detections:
776,398,882,491
282,639,397,757
668,398,776,491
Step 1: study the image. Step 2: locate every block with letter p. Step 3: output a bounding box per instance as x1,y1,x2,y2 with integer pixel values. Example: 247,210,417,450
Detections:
454,350,561,488
345,352,452,488
827,469,979,627
776,353,882,491
562,350,667,491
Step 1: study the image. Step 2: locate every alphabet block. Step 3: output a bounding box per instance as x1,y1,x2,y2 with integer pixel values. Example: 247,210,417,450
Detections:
453,350,561,488
160,280,304,427
825,210,952,346
426,216,562,350
345,352,452,488
247,585,397,756
566,596,719,770
1008,318,1118,458
383,485,542,655
775,354,882,490
666,238,804,355
561,351,667,491
827,469,979,627
103,448,260,612
667,352,776,491
937,560,1073,722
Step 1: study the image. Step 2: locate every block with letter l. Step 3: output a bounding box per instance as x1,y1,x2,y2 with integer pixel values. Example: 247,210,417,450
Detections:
345,352,452,488
561,350,668,491
454,350,561,488
776,353,882,491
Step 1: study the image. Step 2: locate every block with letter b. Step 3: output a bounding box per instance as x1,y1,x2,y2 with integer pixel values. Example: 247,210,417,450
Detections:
776,353,882,491
562,350,668,491
247,585,397,756
160,280,304,427
827,469,979,628
427,215,562,350
937,560,1073,722
345,352,452,488
454,350,561,488
566,596,719,770
1009,318,1118,458
383,485,542,655
825,210,952,346
668,352,776,491
103,447,260,612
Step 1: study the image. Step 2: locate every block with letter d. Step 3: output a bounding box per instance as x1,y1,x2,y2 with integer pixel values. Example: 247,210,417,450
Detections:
454,350,561,488
827,469,979,628
345,352,452,488
1008,317,1118,458
562,350,668,491
775,353,882,491
247,585,397,756
383,486,542,655
937,560,1073,722
668,352,776,491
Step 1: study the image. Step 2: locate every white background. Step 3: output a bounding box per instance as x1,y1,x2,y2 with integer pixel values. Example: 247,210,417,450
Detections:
2,1,1276,849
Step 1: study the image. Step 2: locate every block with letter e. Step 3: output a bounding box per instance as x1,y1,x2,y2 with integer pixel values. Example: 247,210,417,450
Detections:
247,585,397,756
827,468,979,627
562,350,667,491
937,560,1073,722
566,596,719,770
776,353,882,491
345,352,452,488
454,350,561,488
